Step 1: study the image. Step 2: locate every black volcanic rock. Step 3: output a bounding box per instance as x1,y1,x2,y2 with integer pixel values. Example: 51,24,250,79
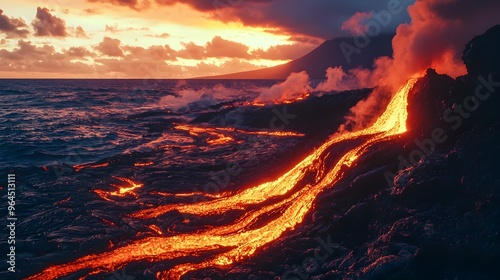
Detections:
406,26,500,143
192,88,372,137
406,68,458,140
461,25,500,131
463,25,500,79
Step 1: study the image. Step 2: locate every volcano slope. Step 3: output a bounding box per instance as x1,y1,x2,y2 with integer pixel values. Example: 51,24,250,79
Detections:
184,26,500,280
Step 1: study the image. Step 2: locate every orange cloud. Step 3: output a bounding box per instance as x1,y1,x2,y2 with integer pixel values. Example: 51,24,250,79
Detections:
104,24,149,33
205,36,250,59
96,37,124,57
176,37,252,60
82,8,101,15
146,32,170,38
66,46,94,58
0,37,266,78
0,40,94,74
177,42,205,60
75,26,89,38
123,45,177,61
88,0,149,10
251,43,316,60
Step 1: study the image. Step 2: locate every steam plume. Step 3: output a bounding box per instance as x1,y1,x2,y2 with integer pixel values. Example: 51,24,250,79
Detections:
254,71,312,103
340,0,500,130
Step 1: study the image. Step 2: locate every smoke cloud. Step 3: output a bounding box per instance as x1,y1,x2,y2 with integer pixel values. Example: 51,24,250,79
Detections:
337,0,500,130
376,0,500,88
341,12,374,36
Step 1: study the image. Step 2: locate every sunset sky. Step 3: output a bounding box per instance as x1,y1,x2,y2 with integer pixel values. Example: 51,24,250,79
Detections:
0,0,413,78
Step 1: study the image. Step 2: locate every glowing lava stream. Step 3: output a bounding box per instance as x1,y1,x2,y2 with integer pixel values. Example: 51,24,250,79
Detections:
27,79,417,280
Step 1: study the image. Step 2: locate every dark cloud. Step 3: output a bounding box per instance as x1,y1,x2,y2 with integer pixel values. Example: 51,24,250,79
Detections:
96,37,124,57
90,0,413,39
32,7,67,37
222,0,414,39
0,9,30,38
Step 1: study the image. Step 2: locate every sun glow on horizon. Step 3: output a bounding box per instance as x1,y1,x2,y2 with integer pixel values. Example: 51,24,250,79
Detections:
0,1,318,78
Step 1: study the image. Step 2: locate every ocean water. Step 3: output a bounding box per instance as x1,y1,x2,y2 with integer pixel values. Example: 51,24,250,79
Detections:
0,79,307,278
0,79,285,168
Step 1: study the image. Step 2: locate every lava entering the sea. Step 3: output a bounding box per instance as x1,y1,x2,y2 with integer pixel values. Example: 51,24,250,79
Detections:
27,79,418,280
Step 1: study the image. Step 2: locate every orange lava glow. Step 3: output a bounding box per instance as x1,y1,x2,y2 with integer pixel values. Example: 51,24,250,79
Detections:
245,92,310,106
134,161,154,167
27,79,417,280
150,191,225,199
74,162,109,172
243,130,305,137
174,124,235,146
148,224,164,235
173,124,304,146
282,93,310,104
248,101,267,107
94,177,144,201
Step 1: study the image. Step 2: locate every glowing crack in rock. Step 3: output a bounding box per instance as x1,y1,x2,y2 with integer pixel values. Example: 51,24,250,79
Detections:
94,177,144,201
27,79,417,280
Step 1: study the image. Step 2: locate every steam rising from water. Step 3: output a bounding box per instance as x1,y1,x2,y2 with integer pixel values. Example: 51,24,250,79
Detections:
253,71,313,103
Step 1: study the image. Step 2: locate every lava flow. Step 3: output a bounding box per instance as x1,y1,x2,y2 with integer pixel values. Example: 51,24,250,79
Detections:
174,124,235,146
27,79,417,280
173,124,304,146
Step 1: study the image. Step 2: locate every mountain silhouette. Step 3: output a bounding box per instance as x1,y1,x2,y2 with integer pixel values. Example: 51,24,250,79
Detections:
205,34,394,80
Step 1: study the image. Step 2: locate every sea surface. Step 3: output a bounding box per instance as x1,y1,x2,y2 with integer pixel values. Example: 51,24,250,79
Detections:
0,79,308,279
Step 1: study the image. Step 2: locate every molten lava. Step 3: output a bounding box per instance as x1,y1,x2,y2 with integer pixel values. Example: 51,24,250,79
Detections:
74,162,109,172
173,123,304,147
94,177,144,201
134,161,154,167
245,92,310,106
174,124,235,146
27,79,417,280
